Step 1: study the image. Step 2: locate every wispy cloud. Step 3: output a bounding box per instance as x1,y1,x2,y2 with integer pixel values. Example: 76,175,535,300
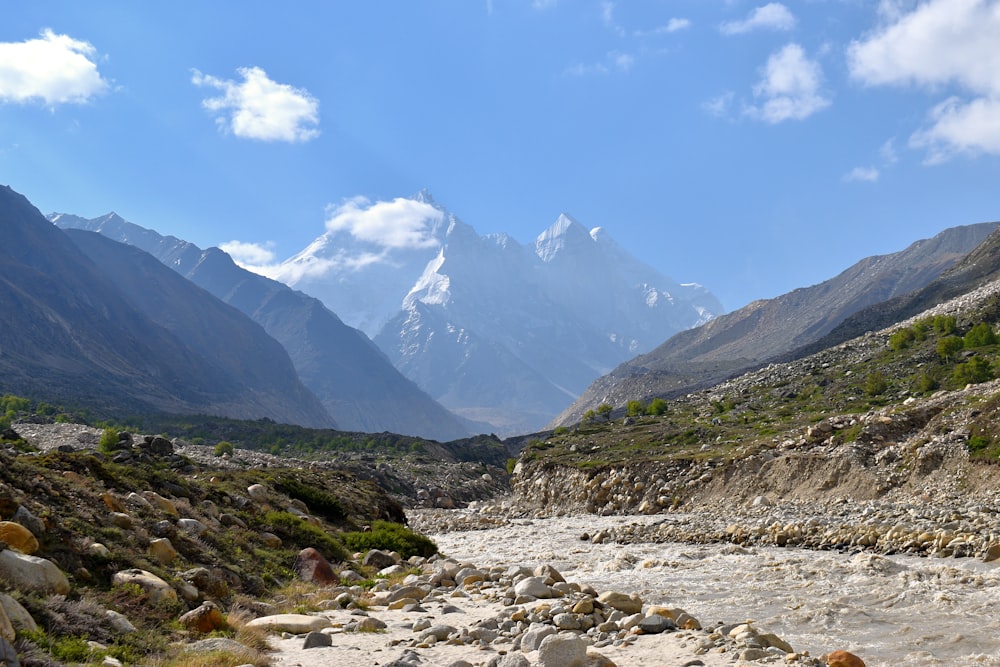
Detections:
848,0,1000,163
192,66,320,143
636,18,692,37
0,29,109,106
745,44,829,123
220,240,277,265
720,3,796,36
601,1,626,37
325,196,445,250
565,50,635,76
843,166,880,183
702,91,735,118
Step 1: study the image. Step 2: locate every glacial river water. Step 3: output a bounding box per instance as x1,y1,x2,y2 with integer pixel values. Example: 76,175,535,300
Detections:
431,513,1000,666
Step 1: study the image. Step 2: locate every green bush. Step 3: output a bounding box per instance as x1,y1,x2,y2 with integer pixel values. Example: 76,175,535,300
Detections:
261,511,348,562
505,457,517,474
626,400,646,417
343,521,438,559
863,371,888,397
646,398,668,416
964,322,998,348
213,440,235,457
953,356,993,386
553,426,569,436
596,404,613,421
933,314,958,335
889,328,915,350
937,336,964,361
273,476,347,523
98,428,124,454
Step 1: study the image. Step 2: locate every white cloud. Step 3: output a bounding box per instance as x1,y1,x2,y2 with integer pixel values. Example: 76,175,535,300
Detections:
720,3,796,35
703,91,735,117
910,96,1000,163
192,66,319,142
565,51,635,76
0,29,108,106
880,138,899,165
745,44,830,123
601,1,626,37
637,18,691,37
844,166,880,182
847,0,1000,162
532,0,558,9
220,240,277,265
325,196,445,250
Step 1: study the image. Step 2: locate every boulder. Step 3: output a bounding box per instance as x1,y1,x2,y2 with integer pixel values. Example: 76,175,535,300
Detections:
597,591,642,614
0,522,38,555
520,624,557,651
514,576,553,599
303,631,332,649
827,650,866,667
246,484,268,503
537,633,586,667
362,549,398,570
142,492,178,516
177,518,208,536
179,602,226,633
104,610,136,634
0,602,13,642
148,538,178,565
10,507,43,537
0,550,70,595
0,636,19,667
488,654,531,667
637,614,676,634
295,547,339,586
245,614,331,634
112,569,177,605
181,567,229,599
0,594,36,633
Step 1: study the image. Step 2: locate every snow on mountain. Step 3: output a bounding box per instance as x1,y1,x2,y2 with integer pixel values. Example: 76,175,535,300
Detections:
257,194,723,435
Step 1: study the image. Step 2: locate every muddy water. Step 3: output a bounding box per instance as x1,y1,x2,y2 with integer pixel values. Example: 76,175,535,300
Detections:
431,513,1000,666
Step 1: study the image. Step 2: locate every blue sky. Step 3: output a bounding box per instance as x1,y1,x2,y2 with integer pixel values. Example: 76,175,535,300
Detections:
3,1,1000,311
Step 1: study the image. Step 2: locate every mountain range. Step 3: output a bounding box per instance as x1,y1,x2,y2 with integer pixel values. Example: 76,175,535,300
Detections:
51,211,472,441
259,193,723,434
555,220,1000,425
0,185,332,426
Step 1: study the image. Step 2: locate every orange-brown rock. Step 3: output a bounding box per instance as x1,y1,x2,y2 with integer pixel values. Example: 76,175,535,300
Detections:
178,601,225,633
0,521,39,555
294,547,339,586
827,650,866,667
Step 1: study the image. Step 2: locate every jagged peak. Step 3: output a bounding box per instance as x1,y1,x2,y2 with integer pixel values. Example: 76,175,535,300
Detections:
536,212,595,261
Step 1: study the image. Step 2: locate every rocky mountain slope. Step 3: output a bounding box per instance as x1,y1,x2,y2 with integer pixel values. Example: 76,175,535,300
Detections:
511,266,1000,523
0,185,331,427
52,212,471,441
265,194,722,435
554,221,998,426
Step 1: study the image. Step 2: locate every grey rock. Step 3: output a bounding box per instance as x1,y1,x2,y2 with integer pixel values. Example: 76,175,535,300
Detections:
420,624,458,642
637,614,676,634
302,631,332,649
0,636,18,667
514,576,552,599
363,549,398,570
520,624,557,651
537,633,586,667
11,506,43,536
488,654,531,667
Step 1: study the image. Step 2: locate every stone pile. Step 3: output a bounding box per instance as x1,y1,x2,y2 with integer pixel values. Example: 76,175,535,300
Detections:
248,547,827,666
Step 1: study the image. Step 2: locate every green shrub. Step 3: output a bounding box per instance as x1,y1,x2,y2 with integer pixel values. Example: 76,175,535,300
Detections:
646,398,668,416
213,440,235,457
937,336,964,361
863,371,888,397
273,476,347,522
582,409,596,424
953,356,993,386
933,314,958,335
596,404,613,421
342,521,438,559
261,510,348,562
505,457,517,475
964,322,998,348
915,372,939,394
889,328,915,350
626,400,646,417
98,428,124,454
553,426,569,436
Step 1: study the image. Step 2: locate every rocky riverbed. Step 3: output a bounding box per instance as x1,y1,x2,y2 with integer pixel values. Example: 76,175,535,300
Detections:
412,508,1000,667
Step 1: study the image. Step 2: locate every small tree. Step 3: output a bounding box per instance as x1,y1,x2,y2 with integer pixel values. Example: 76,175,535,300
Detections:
964,322,998,348
646,398,668,416
582,409,596,424
954,356,993,386
213,440,235,457
98,428,123,454
889,328,915,351
596,403,613,421
626,400,646,417
933,315,958,335
863,371,888,397
937,336,964,361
